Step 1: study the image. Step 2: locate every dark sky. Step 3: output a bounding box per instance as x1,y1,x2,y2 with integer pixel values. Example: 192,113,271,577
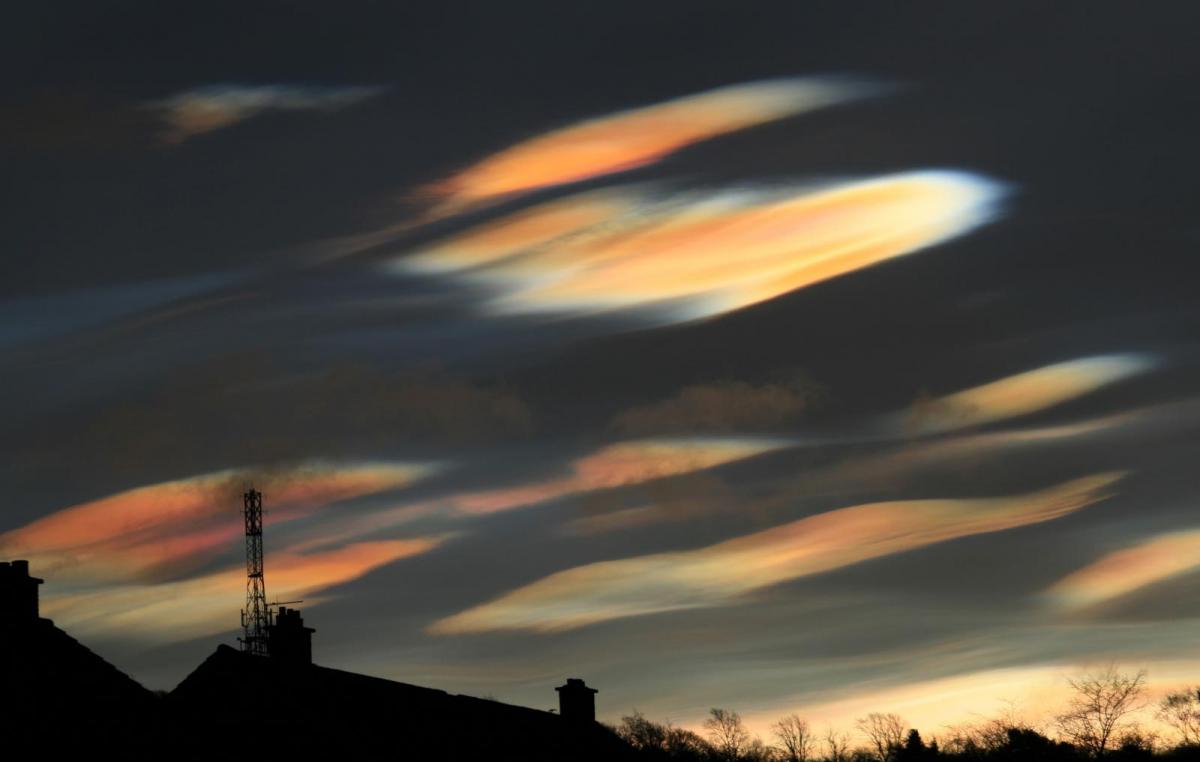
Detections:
4,0,1200,735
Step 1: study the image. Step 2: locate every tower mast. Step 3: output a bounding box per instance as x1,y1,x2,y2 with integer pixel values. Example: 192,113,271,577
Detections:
239,487,271,656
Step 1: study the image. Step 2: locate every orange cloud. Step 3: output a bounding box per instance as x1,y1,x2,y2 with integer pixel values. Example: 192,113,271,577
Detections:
899,355,1153,435
1046,529,1200,610
425,78,862,212
398,171,1003,322
430,473,1123,634
308,438,790,549
0,462,434,584
455,437,788,516
41,538,442,642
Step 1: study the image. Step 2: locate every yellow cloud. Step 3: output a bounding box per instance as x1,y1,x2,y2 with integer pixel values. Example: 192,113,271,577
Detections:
430,473,1123,634
303,437,789,548
900,355,1152,435
1047,529,1200,609
454,437,788,516
424,78,862,212
0,461,434,584
41,538,442,642
399,171,1003,322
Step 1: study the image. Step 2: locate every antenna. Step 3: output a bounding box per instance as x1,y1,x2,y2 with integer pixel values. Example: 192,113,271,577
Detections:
239,487,271,656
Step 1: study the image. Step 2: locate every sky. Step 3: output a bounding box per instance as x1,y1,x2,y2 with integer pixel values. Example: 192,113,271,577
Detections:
4,0,1200,741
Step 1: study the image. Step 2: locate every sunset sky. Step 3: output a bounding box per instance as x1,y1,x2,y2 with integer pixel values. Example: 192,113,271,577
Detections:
4,0,1200,741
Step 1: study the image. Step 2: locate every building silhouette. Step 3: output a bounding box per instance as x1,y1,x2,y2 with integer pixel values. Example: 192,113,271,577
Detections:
1,560,631,760
558,677,600,722
1,560,159,756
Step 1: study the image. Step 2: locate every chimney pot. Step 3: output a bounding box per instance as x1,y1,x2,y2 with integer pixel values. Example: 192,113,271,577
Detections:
555,678,598,723
2,559,44,622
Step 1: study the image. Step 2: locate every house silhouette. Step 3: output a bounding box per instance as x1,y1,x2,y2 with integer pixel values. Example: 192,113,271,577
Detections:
1,560,631,760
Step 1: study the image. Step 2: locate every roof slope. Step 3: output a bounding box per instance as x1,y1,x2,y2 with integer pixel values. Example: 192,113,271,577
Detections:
169,644,634,761
1,617,159,753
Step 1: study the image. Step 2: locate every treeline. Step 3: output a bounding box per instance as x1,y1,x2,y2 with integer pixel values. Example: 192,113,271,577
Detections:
609,665,1200,761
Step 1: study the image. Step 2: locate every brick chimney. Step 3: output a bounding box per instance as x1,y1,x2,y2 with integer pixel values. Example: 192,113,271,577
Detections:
0,560,44,623
267,606,315,665
555,678,598,722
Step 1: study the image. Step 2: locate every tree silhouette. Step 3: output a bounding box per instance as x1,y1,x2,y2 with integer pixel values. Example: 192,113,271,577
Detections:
857,713,907,762
704,708,751,762
1158,688,1200,747
825,725,853,762
773,714,816,762
894,729,939,762
1055,664,1147,758
617,710,711,760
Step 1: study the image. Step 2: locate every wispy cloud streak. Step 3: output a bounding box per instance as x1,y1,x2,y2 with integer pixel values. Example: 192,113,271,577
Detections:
1047,529,1200,610
151,83,386,142
300,437,789,548
399,171,1004,323
424,77,865,212
0,462,434,584
430,474,1123,634
895,355,1154,436
41,538,442,642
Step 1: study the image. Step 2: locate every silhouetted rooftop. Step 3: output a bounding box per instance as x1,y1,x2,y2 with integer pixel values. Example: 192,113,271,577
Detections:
169,644,633,760
1,615,158,754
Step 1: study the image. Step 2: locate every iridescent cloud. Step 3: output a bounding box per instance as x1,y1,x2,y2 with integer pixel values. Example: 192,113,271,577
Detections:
424,77,864,212
0,461,434,584
41,538,441,642
302,437,789,546
1046,529,1200,609
452,437,788,516
893,354,1154,435
430,473,1123,634
152,83,386,143
399,171,1004,322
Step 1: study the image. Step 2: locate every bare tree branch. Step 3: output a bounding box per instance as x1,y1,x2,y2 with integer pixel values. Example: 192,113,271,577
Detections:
1054,663,1148,758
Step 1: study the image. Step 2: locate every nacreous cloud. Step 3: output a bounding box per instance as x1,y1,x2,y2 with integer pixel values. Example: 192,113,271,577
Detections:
302,437,790,547
41,538,442,642
424,77,865,212
0,461,434,585
429,473,1123,634
151,84,386,143
398,172,1004,323
893,354,1154,435
1046,529,1200,610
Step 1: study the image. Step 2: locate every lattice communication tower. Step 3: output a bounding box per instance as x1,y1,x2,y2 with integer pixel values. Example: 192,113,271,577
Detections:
239,487,271,656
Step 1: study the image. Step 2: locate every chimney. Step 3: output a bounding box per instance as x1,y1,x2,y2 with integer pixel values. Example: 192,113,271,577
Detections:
267,606,315,665
555,678,598,723
0,560,44,623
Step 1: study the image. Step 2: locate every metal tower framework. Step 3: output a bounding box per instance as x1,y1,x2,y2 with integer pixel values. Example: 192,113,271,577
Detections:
240,488,271,656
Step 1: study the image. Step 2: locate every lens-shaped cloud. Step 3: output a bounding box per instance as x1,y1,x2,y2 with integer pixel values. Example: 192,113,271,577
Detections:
424,77,865,212
298,437,790,549
398,171,1004,322
41,538,442,642
430,473,1123,634
0,461,435,584
1046,529,1200,610
893,354,1155,435
151,83,386,143
453,437,789,516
